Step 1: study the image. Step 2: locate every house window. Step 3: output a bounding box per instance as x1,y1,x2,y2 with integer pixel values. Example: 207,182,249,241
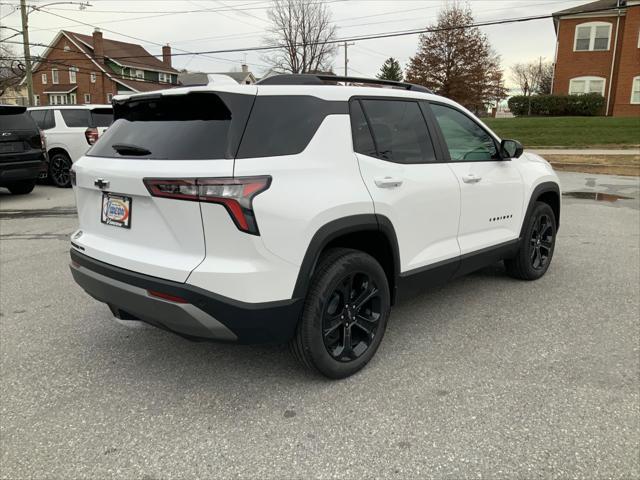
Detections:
34,95,40,106
69,93,77,105
84,93,91,104
159,72,170,83
135,69,144,79
574,22,612,51
631,77,640,104
107,93,113,102
90,72,96,83
49,94,67,105
41,73,47,84
569,76,606,95
51,69,59,84
69,66,78,84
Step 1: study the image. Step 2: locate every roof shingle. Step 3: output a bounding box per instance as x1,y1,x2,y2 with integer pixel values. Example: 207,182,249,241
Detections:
63,31,178,73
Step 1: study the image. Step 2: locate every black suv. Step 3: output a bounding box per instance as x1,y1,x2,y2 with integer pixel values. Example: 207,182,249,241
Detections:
0,105,47,195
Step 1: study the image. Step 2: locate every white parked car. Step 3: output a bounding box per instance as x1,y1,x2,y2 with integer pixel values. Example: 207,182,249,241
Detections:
69,75,561,379
28,105,113,187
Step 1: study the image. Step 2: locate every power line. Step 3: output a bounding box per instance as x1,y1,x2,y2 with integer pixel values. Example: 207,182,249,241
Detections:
3,5,630,64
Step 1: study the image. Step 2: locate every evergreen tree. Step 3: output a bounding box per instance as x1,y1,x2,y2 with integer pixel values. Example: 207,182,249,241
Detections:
377,57,403,82
405,4,507,113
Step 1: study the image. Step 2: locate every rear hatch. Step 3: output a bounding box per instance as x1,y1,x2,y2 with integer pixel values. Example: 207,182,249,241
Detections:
0,106,44,164
71,88,257,282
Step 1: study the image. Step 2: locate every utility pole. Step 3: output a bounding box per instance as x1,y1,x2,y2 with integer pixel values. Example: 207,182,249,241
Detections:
343,41,355,76
20,0,34,107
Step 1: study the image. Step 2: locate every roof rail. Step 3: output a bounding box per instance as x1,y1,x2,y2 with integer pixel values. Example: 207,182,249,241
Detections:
257,74,433,94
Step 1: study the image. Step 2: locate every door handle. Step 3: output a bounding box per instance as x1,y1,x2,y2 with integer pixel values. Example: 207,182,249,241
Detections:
374,176,403,188
462,173,482,184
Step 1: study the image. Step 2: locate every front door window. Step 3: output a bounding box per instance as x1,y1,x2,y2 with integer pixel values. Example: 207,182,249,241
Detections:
430,104,499,161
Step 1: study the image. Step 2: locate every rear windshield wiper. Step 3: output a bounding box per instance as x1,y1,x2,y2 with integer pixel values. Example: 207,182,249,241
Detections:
112,143,151,156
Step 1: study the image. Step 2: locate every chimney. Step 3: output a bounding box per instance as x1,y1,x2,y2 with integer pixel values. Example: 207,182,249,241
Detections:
162,44,172,68
92,28,104,62
241,64,248,73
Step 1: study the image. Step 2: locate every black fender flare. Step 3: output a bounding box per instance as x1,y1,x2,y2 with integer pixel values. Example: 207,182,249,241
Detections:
291,214,401,302
520,181,561,238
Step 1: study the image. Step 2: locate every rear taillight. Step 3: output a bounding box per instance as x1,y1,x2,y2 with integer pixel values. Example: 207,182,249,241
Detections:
39,129,46,150
85,127,99,145
144,176,271,235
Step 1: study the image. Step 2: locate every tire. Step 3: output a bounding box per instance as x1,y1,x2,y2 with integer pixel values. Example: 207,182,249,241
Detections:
290,248,391,379
6,180,36,195
48,151,72,188
505,201,557,280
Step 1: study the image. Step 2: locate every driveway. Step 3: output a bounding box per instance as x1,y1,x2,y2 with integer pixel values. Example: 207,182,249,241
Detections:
1,173,638,479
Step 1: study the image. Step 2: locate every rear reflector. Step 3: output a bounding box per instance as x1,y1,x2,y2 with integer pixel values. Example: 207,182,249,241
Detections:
147,290,189,303
143,176,271,235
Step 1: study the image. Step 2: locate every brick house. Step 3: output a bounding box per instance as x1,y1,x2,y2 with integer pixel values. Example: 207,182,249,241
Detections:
552,0,640,116
29,29,179,106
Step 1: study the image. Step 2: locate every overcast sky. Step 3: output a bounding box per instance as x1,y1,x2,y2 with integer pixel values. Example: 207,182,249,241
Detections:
1,0,591,89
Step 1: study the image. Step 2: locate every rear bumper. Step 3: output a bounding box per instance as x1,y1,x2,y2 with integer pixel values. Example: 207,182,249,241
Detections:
69,249,303,344
0,159,47,184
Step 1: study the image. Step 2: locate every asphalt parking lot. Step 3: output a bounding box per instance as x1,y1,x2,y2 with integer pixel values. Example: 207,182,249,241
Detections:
1,172,639,479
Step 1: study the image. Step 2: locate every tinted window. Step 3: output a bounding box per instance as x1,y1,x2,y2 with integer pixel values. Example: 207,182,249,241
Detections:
88,92,254,160
349,100,376,157
430,103,498,161
89,108,113,127
360,99,436,164
0,111,37,130
237,96,346,158
28,109,55,130
60,109,90,127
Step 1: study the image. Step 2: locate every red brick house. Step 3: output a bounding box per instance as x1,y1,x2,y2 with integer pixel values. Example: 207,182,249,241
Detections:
29,29,179,106
552,0,640,116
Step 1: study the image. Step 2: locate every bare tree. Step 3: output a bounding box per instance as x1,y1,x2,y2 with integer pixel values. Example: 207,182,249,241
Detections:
263,0,337,74
405,3,507,114
0,44,25,97
511,59,553,96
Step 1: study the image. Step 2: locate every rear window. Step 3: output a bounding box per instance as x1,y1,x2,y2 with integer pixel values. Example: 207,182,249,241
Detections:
89,108,113,127
0,109,37,130
236,96,347,158
60,109,90,127
87,92,254,160
29,109,55,130
359,99,437,164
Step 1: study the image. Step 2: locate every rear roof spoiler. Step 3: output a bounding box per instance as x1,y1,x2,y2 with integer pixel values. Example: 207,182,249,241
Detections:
0,105,27,114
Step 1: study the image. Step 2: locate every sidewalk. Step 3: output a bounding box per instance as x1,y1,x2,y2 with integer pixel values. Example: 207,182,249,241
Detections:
532,148,640,155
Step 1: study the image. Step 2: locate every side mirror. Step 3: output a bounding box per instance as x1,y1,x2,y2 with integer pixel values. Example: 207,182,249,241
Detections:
501,139,523,159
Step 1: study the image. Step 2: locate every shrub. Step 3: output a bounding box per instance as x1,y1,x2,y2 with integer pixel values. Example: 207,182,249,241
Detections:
508,93,604,116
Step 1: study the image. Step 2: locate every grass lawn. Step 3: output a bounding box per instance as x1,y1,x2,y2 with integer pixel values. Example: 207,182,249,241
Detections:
484,116,640,148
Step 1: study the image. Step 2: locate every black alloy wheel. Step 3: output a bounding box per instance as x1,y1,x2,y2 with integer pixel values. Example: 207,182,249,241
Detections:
530,213,554,270
49,152,72,188
322,272,382,362
505,201,556,280
290,248,391,379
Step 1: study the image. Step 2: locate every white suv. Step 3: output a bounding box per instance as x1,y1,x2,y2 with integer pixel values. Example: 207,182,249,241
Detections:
28,105,113,187
69,75,561,379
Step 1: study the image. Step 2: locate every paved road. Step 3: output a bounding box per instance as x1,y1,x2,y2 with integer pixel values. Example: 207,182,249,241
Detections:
1,174,639,479
532,148,640,156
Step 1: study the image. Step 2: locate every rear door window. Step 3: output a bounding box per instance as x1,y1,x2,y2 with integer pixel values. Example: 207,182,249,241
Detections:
87,92,254,160
349,100,377,157
60,109,91,127
359,99,437,164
